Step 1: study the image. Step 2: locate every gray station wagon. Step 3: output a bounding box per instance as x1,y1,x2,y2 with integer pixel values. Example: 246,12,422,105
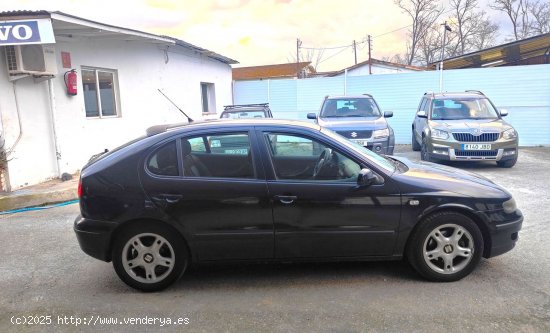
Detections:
412,91,518,167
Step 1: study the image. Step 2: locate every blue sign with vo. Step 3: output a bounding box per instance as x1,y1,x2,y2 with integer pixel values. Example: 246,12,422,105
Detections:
0,21,41,44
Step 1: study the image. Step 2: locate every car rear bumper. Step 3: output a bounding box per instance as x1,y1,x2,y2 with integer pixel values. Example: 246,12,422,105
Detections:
485,212,523,258
74,215,117,262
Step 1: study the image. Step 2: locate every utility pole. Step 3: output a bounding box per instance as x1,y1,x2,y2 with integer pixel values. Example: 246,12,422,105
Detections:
353,40,357,65
439,22,452,92
296,38,301,79
367,35,372,75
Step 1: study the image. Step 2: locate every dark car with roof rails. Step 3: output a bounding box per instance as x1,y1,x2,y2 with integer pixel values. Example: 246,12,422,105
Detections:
412,90,518,167
220,103,273,119
74,118,522,291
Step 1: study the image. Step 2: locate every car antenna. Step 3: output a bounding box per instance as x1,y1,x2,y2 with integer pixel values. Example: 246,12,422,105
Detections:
158,89,193,122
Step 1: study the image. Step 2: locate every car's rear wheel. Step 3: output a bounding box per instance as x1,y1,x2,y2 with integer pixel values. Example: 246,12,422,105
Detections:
407,211,483,282
412,130,421,151
497,154,518,168
420,136,433,162
112,222,188,292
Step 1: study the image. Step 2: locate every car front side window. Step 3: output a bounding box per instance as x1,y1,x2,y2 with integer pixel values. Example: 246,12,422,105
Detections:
265,133,361,181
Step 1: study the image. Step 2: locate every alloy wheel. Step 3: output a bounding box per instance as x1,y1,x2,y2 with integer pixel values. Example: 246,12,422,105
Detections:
422,224,474,274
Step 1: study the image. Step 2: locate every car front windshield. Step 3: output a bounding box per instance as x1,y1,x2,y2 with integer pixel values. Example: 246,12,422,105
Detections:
221,110,266,119
431,98,499,120
321,128,395,173
320,98,381,118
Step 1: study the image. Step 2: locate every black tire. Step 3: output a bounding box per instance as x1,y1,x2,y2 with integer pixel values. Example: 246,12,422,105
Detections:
412,130,421,151
420,136,433,162
406,211,484,282
497,154,518,168
112,222,188,292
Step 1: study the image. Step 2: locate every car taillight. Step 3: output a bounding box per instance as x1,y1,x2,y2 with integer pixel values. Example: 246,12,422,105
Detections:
77,178,82,198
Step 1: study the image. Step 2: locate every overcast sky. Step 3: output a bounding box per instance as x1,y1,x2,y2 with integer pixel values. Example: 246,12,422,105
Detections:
2,0,514,71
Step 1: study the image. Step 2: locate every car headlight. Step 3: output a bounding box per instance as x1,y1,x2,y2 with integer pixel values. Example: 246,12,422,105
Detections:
431,129,449,140
503,197,517,214
373,128,390,139
502,128,517,140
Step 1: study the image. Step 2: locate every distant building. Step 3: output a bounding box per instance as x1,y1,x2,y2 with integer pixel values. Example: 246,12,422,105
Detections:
0,10,237,191
430,32,550,69
326,58,425,77
232,62,314,80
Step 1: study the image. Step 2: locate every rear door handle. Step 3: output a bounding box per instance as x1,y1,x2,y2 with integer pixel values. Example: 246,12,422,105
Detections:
274,195,298,204
152,194,183,205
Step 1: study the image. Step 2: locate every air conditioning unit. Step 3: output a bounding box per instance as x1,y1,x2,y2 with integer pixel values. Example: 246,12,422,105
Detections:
5,44,58,77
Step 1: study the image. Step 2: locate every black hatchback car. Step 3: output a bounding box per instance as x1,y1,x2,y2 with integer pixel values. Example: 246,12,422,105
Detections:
75,119,522,291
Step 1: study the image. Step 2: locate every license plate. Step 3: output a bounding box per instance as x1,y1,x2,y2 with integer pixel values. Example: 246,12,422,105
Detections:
352,139,367,146
462,144,491,150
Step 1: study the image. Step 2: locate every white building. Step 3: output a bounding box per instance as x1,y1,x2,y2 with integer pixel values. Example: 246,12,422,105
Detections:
0,11,237,191
327,58,425,76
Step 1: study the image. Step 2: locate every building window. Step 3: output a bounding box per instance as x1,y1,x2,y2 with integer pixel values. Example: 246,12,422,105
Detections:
200,82,216,114
82,67,119,118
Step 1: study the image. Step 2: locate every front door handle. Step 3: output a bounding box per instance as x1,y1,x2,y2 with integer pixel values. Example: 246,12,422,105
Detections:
274,195,298,204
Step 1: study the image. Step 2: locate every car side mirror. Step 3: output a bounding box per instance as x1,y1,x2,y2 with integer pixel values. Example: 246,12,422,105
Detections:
499,109,508,117
417,110,427,118
384,111,393,118
357,168,377,187
307,113,317,120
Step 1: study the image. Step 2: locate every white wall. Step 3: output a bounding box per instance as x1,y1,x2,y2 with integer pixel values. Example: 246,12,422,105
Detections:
0,38,233,189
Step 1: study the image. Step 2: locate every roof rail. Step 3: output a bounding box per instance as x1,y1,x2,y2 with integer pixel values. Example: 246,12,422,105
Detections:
465,90,485,96
362,93,373,98
223,103,269,110
424,91,435,96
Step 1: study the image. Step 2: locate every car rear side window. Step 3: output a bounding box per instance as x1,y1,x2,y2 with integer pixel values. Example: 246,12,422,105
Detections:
181,133,254,178
147,141,179,176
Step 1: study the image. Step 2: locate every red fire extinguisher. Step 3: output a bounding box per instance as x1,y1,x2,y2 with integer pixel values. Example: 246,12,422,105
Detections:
64,69,77,96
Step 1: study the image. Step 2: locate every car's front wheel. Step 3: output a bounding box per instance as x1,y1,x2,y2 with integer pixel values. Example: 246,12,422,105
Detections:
412,130,421,151
497,154,518,168
407,211,483,282
112,222,188,292
420,136,433,162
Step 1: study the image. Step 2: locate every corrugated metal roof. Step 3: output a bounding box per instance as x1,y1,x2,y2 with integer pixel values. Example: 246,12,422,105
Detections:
232,62,313,80
430,33,550,69
0,10,238,65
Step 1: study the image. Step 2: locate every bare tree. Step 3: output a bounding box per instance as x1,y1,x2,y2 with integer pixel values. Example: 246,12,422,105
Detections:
528,0,550,34
287,48,325,72
417,24,444,64
445,0,499,56
490,0,533,40
394,0,443,65
470,19,500,50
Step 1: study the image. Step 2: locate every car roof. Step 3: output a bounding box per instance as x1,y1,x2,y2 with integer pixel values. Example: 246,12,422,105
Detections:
326,94,374,99
425,92,487,99
146,118,320,137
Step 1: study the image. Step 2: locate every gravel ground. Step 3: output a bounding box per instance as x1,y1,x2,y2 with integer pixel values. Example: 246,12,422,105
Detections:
0,146,549,333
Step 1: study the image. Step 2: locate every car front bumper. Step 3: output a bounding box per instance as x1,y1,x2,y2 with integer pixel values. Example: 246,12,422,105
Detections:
426,137,518,162
74,215,118,262
484,210,523,258
350,137,394,155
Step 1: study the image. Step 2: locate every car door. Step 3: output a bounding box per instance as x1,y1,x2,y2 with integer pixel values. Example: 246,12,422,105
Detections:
257,128,401,259
140,128,273,262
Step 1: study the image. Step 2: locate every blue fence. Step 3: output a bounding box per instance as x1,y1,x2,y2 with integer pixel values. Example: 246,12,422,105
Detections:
234,64,550,146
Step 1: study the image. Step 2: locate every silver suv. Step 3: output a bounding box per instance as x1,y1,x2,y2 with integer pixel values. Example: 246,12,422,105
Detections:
308,94,395,155
412,91,518,167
